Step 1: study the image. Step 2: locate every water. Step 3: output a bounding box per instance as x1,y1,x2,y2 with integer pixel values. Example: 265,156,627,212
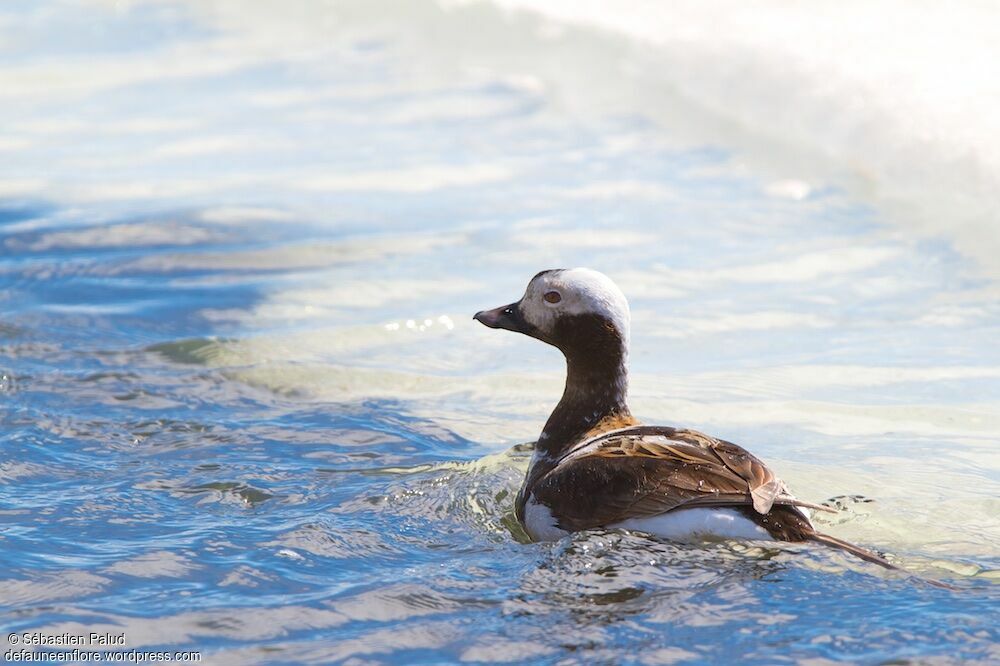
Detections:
1,1,998,663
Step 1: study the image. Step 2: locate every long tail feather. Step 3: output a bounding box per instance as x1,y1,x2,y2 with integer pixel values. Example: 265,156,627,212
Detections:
809,531,897,569
776,497,838,514
809,531,958,590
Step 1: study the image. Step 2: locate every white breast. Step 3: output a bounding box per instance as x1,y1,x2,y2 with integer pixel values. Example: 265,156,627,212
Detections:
524,495,774,542
610,508,773,541
523,496,569,541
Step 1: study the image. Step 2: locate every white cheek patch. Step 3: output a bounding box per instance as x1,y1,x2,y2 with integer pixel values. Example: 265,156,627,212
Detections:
519,268,630,341
518,282,559,332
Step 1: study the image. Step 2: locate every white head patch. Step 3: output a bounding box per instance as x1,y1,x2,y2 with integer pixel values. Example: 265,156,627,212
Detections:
518,268,630,343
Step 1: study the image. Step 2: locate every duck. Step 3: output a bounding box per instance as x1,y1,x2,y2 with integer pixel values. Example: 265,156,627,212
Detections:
474,267,895,569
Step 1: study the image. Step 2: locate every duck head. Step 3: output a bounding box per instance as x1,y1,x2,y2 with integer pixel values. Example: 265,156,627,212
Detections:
473,268,630,356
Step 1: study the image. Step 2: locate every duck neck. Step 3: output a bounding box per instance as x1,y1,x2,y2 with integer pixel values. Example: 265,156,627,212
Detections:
537,337,633,460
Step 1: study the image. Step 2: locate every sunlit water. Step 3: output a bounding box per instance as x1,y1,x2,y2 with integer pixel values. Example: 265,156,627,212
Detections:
2,2,999,664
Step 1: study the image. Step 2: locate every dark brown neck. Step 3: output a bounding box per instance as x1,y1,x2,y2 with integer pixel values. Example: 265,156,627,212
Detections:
536,313,634,457
537,352,630,457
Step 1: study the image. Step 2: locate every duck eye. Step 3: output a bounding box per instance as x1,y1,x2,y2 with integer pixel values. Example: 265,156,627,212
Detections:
543,291,562,304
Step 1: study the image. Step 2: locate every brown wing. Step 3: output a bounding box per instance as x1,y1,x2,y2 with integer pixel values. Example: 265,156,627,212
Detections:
531,426,827,532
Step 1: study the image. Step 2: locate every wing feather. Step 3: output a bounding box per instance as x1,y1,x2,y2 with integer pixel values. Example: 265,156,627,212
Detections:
531,426,833,531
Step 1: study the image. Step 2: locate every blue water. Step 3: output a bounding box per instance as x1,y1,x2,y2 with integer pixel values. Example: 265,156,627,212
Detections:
2,2,999,664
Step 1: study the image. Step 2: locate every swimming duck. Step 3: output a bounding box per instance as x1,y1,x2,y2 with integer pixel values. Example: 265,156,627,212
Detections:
474,267,893,568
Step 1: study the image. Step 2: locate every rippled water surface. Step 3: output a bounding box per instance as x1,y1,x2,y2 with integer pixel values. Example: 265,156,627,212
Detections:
2,2,999,664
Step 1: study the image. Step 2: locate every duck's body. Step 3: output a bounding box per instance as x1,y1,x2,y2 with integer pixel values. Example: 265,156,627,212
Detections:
475,268,894,569
519,424,816,543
